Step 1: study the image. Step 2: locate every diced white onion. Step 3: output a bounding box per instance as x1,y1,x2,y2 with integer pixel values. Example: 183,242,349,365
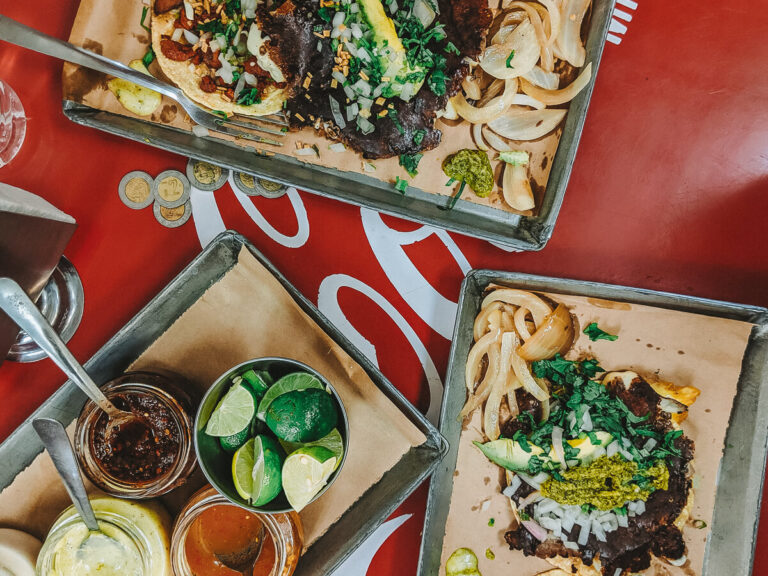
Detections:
617,512,629,528
183,30,199,45
329,95,346,129
317,39,323,52
357,47,371,62
398,82,415,102
581,408,593,432
643,438,658,452
243,72,258,86
346,102,359,121
343,84,356,100
241,0,257,18
296,147,318,156
350,22,363,38
330,27,342,38
215,34,228,51
388,0,398,14
171,28,184,42
614,568,623,576
341,27,352,40
332,70,348,86
532,472,551,485
344,40,359,57
233,74,246,99
522,519,548,542
332,11,346,27
551,426,567,470
192,125,210,137
564,540,579,550
357,96,373,110
356,115,375,134
577,517,591,546
517,472,542,490
412,0,436,28
504,475,522,497
606,440,620,458
329,142,347,152
372,83,387,98
352,78,372,96
635,500,646,515
592,521,606,542
516,490,541,509
350,2,359,12
183,1,194,20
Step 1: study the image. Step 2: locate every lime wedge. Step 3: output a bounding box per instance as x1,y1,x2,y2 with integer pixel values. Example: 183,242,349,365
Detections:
240,369,272,398
256,372,324,421
232,438,256,500
252,435,284,506
282,446,337,512
205,383,256,437
279,428,344,471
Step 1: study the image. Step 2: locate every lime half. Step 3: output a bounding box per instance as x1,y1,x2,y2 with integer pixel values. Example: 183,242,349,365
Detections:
279,428,344,471
205,383,256,437
219,426,251,453
232,438,256,500
256,372,324,421
282,446,337,512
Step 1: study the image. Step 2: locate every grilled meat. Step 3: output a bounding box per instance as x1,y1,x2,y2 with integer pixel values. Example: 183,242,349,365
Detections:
504,375,694,576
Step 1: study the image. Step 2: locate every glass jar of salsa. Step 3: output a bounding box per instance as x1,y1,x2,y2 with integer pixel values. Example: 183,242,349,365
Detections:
171,486,303,576
74,371,197,498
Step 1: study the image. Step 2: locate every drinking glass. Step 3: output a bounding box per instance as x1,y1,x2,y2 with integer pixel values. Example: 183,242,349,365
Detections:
0,79,26,168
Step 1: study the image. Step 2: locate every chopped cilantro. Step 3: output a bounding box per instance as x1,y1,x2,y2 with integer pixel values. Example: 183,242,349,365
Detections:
444,41,460,55
519,511,530,521
583,322,619,342
211,110,228,119
445,177,455,186
399,153,423,177
318,6,333,22
389,109,406,135
394,176,409,194
439,180,466,211
413,129,427,147
488,518,495,527
506,50,516,68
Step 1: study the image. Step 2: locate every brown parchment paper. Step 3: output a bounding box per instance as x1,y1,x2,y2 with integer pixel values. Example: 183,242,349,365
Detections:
440,293,755,576
63,0,562,214
0,247,425,550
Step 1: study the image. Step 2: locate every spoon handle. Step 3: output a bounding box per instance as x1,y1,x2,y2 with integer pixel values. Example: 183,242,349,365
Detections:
0,277,117,416
33,418,100,532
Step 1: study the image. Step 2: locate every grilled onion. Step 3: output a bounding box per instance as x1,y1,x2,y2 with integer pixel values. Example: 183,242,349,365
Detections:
520,62,592,105
518,303,575,361
488,108,567,141
481,288,552,327
452,78,519,124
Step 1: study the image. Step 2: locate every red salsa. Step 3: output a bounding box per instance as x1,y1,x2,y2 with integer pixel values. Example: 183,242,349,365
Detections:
91,391,181,483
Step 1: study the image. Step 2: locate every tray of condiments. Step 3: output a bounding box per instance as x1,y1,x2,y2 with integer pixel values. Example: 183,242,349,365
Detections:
0,230,447,576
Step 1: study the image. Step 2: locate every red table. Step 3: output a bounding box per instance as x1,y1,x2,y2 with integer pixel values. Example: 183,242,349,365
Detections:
1,0,767,574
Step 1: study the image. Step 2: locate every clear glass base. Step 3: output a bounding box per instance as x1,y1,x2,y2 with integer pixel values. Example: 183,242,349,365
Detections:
0,80,26,168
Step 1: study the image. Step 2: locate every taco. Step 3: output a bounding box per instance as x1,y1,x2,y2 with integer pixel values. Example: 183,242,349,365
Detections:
151,0,293,116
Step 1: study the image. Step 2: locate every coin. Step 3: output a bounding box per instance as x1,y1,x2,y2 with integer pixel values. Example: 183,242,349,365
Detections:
232,172,261,197
186,158,229,192
256,178,287,198
118,171,154,209
153,199,192,228
153,170,191,208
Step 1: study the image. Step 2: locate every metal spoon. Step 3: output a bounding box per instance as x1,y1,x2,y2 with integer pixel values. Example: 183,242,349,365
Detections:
32,418,99,531
0,277,141,437
214,524,266,576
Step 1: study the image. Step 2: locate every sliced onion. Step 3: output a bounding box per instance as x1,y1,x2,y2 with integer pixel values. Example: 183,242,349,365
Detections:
504,474,522,497
518,304,574,361
477,79,505,107
539,394,550,421
522,519,548,541
506,372,520,417
514,307,533,340
483,127,512,152
461,339,501,419
520,62,592,105
171,27,184,42
482,288,551,327
537,0,561,46
183,30,200,45
452,78,518,124
465,328,500,395
479,18,539,79
523,66,560,90
502,161,535,211
510,333,550,401
183,0,194,21
488,108,567,141
504,2,550,60
473,301,505,341
484,332,515,440
511,93,546,110
472,123,489,151
557,0,591,67
462,77,482,101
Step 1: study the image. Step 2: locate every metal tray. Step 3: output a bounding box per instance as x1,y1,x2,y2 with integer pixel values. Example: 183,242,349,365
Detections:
62,0,615,251
0,230,448,576
418,269,768,575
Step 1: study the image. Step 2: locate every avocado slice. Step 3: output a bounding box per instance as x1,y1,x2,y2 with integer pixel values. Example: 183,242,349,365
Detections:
474,431,614,472
357,0,426,99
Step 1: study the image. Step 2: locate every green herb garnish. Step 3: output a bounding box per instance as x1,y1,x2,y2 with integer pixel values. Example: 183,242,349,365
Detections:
142,47,155,68
488,518,495,527
139,6,151,33
399,153,423,177
445,41,460,55
413,129,427,147
583,322,619,342
505,50,516,68
394,176,409,194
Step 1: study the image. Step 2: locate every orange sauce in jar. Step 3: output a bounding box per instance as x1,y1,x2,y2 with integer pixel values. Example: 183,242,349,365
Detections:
184,505,277,576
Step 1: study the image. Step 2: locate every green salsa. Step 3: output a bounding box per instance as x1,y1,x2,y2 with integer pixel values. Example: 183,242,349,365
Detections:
540,455,669,510
442,150,494,197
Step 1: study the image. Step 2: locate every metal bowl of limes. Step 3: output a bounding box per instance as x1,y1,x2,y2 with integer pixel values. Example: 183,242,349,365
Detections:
194,357,349,514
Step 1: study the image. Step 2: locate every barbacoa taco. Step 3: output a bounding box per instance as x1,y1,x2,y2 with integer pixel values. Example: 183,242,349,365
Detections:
151,0,293,116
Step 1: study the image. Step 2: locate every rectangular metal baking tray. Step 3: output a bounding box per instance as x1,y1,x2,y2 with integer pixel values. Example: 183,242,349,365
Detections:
61,0,615,251
418,269,768,575
0,230,448,576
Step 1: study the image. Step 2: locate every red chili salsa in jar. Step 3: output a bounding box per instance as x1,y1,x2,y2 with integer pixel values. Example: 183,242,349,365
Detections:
91,391,181,484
